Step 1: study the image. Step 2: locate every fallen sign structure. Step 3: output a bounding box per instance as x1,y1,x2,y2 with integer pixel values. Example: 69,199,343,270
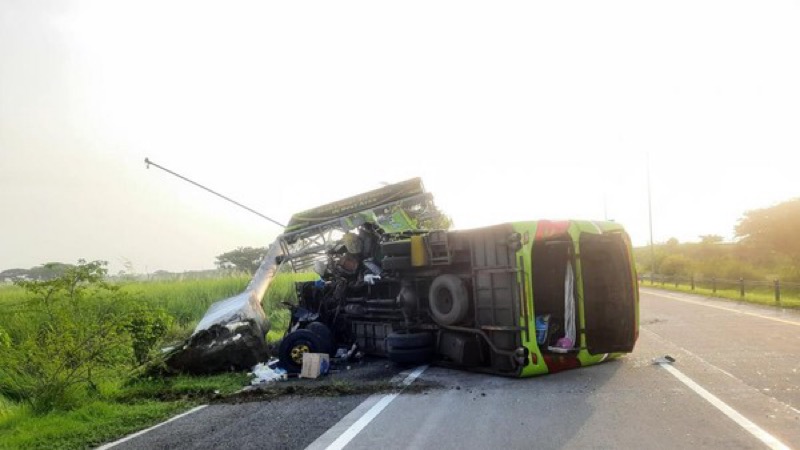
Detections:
166,178,640,377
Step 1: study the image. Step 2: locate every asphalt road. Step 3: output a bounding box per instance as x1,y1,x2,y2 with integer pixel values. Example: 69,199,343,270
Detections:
109,289,800,450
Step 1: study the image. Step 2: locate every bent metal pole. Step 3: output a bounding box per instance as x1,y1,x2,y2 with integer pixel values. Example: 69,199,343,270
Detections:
144,157,285,228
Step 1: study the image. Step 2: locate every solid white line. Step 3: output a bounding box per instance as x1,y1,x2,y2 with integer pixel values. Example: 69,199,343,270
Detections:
95,404,208,449
643,289,800,327
659,363,790,450
641,328,739,380
323,365,428,450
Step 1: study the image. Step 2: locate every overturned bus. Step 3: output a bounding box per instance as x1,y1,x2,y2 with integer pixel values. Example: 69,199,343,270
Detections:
169,178,639,377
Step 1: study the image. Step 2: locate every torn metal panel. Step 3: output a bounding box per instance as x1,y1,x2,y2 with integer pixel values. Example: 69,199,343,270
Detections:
166,242,284,373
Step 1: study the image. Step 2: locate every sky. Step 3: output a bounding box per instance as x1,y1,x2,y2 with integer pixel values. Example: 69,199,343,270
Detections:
1,0,799,274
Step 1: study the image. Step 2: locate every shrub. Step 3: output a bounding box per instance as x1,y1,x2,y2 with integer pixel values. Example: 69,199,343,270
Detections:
0,327,9,348
125,305,174,365
0,261,170,414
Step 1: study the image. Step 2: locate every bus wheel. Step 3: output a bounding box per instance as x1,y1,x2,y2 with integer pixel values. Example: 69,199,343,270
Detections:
278,329,324,373
387,346,434,365
306,322,335,356
386,330,434,349
428,274,470,326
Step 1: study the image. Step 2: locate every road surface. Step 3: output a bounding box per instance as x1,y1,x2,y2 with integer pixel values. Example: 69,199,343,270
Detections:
109,289,800,449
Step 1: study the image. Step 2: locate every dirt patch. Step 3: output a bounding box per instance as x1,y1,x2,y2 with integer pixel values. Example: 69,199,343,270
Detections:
221,358,440,404
219,379,436,405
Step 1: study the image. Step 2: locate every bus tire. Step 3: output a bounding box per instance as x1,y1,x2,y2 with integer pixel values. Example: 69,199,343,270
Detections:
429,274,470,326
306,322,335,355
278,329,325,373
386,330,434,349
387,346,434,365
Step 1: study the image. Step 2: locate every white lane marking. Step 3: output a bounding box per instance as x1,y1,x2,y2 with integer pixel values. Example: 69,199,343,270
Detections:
323,365,428,450
643,289,800,327
642,327,738,380
659,363,790,450
95,404,208,449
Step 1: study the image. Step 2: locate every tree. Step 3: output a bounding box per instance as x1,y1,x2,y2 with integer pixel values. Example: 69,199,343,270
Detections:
735,198,800,262
0,263,73,282
0,260,172,413
699,234,723,244
215,246,267,274
660,254,693,277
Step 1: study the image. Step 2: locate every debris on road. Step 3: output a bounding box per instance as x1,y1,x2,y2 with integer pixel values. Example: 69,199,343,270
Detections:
300,353,330,379
250,363,288,385
652,355,676,364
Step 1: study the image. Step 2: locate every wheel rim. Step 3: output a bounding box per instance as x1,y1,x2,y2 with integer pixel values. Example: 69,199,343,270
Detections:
436,288,454,314
290,344,311,364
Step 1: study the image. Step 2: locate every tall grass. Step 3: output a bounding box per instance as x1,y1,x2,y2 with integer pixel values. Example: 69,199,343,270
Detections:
115,271,318,342
0,271,318,448
1,271,318,347
118,276,250,339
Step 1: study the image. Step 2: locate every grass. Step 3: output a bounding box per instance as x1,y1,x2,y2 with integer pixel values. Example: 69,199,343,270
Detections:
0,285,34,311
118,275,251,334
117,373,251,403
0,399,187,449
641,281,800,308
0,271,317,449
0,271,316,345
0,367,251,449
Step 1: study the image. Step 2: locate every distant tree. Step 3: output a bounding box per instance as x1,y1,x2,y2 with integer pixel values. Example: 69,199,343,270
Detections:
666,237,679,246
0,268,31,282
31,263,74,281
735,198,800,262
660,254,693,277
215,247,267,274
699,234,723,244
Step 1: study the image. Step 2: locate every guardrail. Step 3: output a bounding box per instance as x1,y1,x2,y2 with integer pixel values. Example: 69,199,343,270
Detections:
639,274,800,307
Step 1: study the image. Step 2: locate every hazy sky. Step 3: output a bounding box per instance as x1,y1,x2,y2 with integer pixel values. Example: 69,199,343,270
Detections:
1,1,799,274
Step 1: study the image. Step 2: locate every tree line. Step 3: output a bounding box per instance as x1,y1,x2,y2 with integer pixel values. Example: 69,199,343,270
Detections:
635,198,800,282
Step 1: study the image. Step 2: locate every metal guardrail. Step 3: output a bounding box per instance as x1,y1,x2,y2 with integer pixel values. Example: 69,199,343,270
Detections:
640,274,800,306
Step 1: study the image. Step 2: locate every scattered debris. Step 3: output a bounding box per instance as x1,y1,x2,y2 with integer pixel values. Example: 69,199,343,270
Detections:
250,363,288,385
652,355,676,365
165,319,269,374
300,353,330,379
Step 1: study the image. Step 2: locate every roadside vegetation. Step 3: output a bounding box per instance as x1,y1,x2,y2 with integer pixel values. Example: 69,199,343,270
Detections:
0,258,314,449
639,279,800,308
635,198,800,308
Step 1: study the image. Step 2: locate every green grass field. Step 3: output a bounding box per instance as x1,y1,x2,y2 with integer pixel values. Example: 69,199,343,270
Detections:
0,272,315,449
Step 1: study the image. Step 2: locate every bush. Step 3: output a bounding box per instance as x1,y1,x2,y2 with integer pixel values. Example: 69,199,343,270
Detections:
126,305,173,365
0,261,173,414
0,327,9,348
660,254,694,277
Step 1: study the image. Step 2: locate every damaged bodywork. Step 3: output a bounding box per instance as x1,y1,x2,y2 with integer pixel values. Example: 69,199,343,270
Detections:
167,178,639,377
